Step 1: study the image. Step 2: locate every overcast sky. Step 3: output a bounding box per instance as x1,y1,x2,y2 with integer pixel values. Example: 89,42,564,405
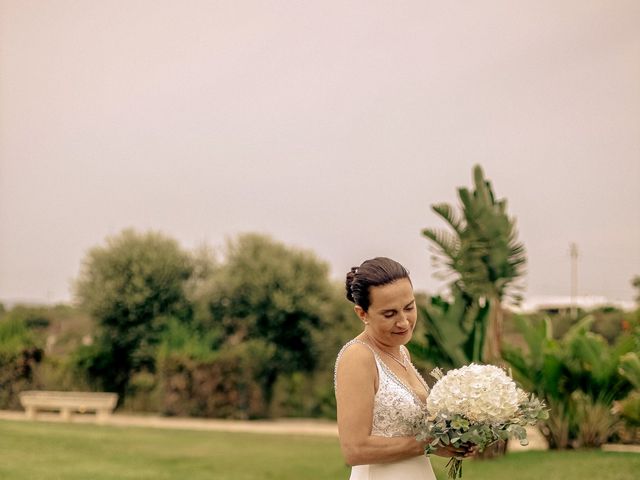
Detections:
1,1,639,305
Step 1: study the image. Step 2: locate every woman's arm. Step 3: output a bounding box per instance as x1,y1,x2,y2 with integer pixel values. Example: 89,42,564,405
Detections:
335,343,471,466
335,343,426,466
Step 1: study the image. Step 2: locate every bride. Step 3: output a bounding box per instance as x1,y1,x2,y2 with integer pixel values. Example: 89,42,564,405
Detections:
334,257,472,479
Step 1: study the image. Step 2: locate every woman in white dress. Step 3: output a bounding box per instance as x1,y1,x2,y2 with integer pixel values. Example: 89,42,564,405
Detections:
335,257,472,480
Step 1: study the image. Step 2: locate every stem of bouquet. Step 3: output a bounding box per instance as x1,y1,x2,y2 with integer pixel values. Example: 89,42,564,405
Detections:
445,457,463,479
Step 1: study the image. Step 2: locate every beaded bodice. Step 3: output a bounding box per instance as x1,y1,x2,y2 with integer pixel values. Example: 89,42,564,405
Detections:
334,338,430,437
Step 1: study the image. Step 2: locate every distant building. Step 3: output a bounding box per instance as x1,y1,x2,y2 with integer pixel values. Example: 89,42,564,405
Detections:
513,295,636,314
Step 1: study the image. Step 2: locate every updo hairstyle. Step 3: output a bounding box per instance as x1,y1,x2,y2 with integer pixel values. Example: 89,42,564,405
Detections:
345,257,411,312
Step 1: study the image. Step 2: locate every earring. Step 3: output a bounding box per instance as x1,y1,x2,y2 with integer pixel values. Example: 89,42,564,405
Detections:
364,321,369,325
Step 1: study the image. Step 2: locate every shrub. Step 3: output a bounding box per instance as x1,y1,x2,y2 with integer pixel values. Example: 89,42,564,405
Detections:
270,370,337,419
614,351,640,443
502,315,636,449
0,315,44,409
158,339,275,419
572,392,620,448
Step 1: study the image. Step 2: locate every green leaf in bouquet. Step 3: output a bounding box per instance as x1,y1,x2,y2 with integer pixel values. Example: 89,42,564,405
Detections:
450,416,470,430
507,424,527,441
459,432,473,443
465,430,483,444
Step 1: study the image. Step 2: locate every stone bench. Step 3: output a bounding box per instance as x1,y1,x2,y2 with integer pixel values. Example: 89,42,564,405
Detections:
19,390,118,424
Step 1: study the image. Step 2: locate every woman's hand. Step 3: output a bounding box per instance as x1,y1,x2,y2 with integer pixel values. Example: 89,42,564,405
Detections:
432,442,477,458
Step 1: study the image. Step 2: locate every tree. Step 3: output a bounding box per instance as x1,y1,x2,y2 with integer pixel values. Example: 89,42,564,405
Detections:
201,233,336,405
410,284,490,371
74,229,193,398
422,165,526,362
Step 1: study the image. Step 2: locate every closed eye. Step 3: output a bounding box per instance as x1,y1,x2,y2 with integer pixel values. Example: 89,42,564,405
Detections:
382,301,415,318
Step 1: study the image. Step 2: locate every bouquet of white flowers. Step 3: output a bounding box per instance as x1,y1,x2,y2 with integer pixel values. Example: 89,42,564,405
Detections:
415,363,548,479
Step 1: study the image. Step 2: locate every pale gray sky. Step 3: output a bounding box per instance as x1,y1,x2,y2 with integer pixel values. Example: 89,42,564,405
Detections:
1,1,639,305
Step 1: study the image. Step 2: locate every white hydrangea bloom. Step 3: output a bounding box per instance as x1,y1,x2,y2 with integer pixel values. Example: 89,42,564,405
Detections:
426,363,520,425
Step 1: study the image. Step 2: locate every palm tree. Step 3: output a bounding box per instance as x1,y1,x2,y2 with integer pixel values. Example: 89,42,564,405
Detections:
422,165,526,362
410,283,490,371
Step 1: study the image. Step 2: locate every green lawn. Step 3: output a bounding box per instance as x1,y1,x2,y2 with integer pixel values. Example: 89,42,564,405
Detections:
1,420,638,479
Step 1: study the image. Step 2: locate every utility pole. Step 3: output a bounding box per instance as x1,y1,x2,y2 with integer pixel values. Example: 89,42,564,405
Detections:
570,242,578,318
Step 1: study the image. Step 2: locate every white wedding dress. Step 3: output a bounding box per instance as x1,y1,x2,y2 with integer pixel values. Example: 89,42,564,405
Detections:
335,339,437,480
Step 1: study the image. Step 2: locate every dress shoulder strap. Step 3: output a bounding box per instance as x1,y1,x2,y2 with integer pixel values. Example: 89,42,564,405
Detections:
334,338,381,392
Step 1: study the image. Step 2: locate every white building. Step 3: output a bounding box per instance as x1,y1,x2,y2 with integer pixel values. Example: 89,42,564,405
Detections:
514,295,636,314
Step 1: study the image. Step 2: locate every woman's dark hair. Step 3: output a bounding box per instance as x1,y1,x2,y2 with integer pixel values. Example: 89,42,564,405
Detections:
345,257,411,312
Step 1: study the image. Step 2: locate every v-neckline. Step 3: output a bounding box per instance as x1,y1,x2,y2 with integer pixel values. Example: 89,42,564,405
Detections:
354,339,430,406
380,351,430,406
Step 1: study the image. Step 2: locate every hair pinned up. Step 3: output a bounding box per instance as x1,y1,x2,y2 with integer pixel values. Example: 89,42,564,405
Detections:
345,257,410,312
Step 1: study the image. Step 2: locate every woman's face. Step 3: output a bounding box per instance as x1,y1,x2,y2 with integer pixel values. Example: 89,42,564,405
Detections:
356,278,417,347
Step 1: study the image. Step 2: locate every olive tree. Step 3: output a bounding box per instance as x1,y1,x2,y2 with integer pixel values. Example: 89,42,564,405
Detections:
74,229,193,397
201,233,336,404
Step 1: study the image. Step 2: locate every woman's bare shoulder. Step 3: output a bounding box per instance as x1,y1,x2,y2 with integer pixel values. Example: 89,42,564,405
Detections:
336,340,377,373
335,339,378,392
338,339,374,360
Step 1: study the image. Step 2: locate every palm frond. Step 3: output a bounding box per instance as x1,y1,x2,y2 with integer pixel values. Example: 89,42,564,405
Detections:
431,203,464,235
422,228,459,260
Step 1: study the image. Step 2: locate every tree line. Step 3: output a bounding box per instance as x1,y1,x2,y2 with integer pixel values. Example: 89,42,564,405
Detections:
1,164,638,446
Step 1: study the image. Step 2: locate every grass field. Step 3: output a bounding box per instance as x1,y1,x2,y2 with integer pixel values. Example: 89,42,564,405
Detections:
1,419,638,479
